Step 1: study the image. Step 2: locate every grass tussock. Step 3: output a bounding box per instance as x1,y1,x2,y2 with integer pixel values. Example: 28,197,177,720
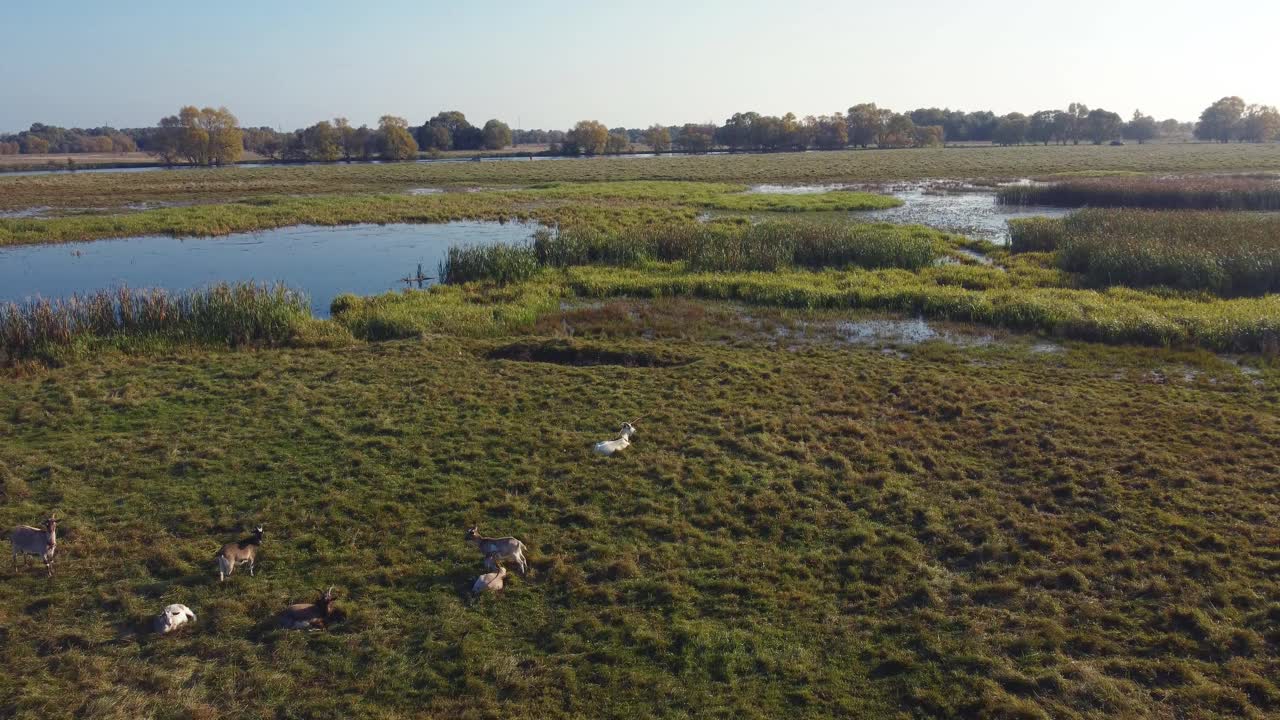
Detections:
1012,210,1280,296
0,283,331,364
999,174,1280,210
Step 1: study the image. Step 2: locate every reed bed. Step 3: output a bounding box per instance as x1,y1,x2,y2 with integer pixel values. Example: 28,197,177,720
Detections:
439,242,540,285
0,283,312,362
490,220,944,279
997,174,1280,210
1011,209,1280,296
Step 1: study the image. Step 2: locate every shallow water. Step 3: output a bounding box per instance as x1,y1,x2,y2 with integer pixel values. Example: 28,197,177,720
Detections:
747,181,1070,243
836,317,994,347
0,221,537,316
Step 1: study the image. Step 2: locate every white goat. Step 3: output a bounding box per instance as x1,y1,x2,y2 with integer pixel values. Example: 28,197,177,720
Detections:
155,604,196,634
10,514,58,577
216,525,263,582
465,526,529,575
593,422,637,457
472,565,508,594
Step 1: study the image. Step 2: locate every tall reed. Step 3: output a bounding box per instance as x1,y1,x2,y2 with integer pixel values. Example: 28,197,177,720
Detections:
998,175,1280,210
0,283,311,362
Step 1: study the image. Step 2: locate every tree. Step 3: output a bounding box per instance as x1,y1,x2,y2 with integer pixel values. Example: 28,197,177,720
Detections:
420,111,475,151
846,104,884,148
1126,110,1158,144
379,116,418,161
1066,103,1089,144
644,124,671,152
993,113,1030,145
563,120,609,155
302,121,340,161
1028,110,1061,145
1085,109,1123,144
22,135,50,154
809,114,848,150
155,106,242,165
879,114,916,148
675,124,715,153
605,131,629,154
1195,97,1246,143
481,119,512,150
1240,105,1280,143
914,125,945,148
334,118,360,161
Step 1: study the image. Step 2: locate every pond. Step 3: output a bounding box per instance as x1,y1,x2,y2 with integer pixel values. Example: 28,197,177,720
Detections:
747,181,1070,243
0,222,538,317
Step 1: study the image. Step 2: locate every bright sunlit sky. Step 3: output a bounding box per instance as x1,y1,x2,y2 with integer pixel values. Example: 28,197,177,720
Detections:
2,0,1275,132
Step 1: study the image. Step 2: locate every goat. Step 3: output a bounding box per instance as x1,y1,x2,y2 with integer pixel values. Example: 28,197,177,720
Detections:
465,526,528,575
279,586,337,630
216,525,263,582
10,514,58,577
472,565,508,594
593,422,637,457
154,604,196,634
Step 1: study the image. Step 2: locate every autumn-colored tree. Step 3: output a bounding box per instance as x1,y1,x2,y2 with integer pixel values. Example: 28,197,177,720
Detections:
301,121,340,161
914,125,945,148
379,115,419,161
644,124,671,152
1240,105,1280,143
879,114,916,148
335,118,360,161
22,135,50,154
564,120,609,155
846,104,886,148
482,119,512,150
809,114,848,150
675,123,716,153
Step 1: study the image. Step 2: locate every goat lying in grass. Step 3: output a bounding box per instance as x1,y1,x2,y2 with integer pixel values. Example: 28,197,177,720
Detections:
10,514,57,577
216,525,263,582
593,422,636,457
465,526,529,575
155,604,196,634
279,586,338,630
472,565,508,594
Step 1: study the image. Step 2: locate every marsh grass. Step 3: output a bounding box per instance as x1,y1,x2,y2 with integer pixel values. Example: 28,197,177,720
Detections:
0,308,1277,718
998,174,1280,210
0,283,326,363
1012,210,1280,296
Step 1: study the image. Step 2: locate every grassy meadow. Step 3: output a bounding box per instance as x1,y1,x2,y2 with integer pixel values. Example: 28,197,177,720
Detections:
2,143,1280,718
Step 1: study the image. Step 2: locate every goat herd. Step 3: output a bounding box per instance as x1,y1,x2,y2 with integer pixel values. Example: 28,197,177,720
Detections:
7,422,635,635
8,513,531,634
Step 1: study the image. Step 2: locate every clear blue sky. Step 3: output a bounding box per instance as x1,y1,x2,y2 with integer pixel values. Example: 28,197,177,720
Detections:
2,0,1275,132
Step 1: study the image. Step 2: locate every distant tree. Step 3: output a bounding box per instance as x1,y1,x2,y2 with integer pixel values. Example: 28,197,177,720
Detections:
1240,105,1280,143
1195,97,1246,143
644,124,671,152
809,113,848,150
1085,109,1123,144
1125,110,1158,144
21,135,49,154
482,119,512,150
334,118,359,161
605,131,629,154
563,120,609,155
879,114,916,148
993,113,1030,145
302,121,341,161
420,111,475,151
282,131,308,162
1028,110,1061,145
159,106,242,165
1065,103,1089,144
0,141,19,155
675,123,716,153
846,104,884,148
914,125,945,148
149,115,184,164
379,115,419,161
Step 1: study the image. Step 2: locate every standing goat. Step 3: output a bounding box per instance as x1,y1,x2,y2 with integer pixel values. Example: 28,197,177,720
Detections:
216,525,263,582
465,526,529,576
472,565,508,594
154,604,196,634
10,514,58,577
593,422,637,457
279,586,338,630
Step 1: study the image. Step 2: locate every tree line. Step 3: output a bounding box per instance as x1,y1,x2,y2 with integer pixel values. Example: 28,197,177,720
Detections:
4,97,1275,164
